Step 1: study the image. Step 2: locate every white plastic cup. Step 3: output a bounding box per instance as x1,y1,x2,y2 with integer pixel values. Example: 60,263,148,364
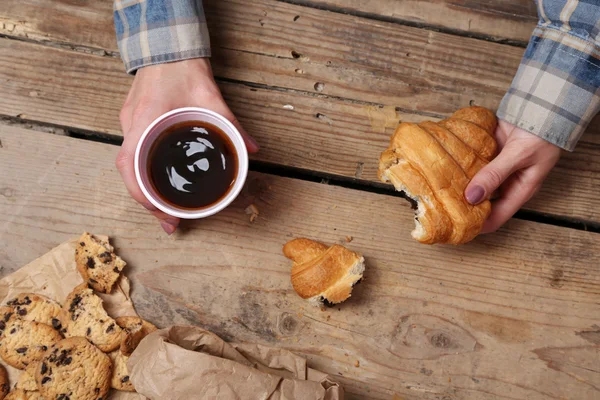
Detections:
134,107,249,219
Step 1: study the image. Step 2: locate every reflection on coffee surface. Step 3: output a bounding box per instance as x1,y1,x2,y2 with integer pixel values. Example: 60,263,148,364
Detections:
148,121,238,209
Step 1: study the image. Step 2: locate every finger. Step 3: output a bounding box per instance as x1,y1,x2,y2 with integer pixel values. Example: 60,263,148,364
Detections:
480,173,541,234
465,148,522,205
493,119,515,149
152,210,180,235
207,100,260,153
116,140,180,234
231,116,260,154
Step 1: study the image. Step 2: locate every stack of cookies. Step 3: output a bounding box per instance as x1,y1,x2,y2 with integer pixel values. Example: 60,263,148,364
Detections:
0,233,156,400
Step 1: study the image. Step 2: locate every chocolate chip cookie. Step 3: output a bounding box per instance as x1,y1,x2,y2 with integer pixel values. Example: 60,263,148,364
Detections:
75,233,126,294
0,318,61,369
5,294,61,328
60,285,122,352
115,316,157,356
4,389,44,400
0,364,8,400
35,337,111,400
108,350,134,392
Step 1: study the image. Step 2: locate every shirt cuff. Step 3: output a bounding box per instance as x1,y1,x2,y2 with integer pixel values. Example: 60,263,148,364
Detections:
114,0,211,75
497,26,600,151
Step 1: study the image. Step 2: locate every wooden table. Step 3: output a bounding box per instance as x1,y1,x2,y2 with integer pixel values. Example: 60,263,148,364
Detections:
1,1,599,399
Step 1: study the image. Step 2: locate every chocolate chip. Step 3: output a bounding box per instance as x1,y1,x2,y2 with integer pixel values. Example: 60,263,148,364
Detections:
89,278,98,284
86,327,91,336
41,377,51,384
322,297,335,308
106,324,115,333
95,388,100,394
17,308,27,316
41,362,48,374
69,295,83,316
80,242,85,246
113,267,120,273
3,312,12,321
57,395,70,400
53,349,73,366
86,257,95,269
99,252,112,262
121,376,130,383
8,296,31,306
52,318,62,330
16,347,27,354
41,345,48,351
9,328,16,334
0,321,5,331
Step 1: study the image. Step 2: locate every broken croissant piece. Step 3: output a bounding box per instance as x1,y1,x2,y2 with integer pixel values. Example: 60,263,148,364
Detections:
283,238,365,307
378,106,497,245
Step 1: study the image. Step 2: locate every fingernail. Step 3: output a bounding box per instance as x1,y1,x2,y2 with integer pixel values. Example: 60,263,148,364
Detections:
164,217,179,226
142,203,154,211
466,185,485,205
160,222,176,235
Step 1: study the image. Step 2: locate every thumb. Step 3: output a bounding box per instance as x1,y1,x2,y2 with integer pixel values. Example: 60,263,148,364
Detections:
465,150,521,205
204,98,260,153
116,136,180,234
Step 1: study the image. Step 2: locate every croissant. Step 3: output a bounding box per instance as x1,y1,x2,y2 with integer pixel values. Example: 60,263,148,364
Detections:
378,106,498,245
283,238,365,307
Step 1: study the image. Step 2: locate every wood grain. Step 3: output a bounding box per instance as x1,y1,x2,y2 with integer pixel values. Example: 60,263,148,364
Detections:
1,125,599,400
1,0,526,114
0,0,115,51
1,38,599,224
290,0,538,43
2,0,595,142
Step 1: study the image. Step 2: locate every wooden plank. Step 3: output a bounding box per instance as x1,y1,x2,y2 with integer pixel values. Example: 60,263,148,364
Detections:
0,0,597,138
1,38,599,224
0,0,115,51
1,0,596,143
1,125,599,400
0,0,537,53
289,0,538,43
1,0,527,114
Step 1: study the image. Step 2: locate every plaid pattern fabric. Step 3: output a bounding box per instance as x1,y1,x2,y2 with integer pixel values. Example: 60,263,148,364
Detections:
498,0,600,151
114,0,210,74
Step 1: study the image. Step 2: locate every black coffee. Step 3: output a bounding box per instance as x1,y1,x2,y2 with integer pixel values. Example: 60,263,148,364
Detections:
147,121,238,209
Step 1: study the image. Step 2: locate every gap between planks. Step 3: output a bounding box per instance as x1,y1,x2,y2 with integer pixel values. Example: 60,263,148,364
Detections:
2,116,598,235
0,32,445,121
0,32,119,58
275,0,533,47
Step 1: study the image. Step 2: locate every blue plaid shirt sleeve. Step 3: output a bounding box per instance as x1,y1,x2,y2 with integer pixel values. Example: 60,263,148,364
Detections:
113,0,210,74
497,0,600,151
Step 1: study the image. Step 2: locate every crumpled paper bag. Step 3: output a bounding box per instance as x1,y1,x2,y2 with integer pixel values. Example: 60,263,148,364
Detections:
128,325,343,400
0,238,343,400
0,238,144,399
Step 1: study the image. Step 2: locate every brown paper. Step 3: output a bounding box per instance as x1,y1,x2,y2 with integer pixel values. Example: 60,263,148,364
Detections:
1,238,343,400
0,238,143,399
128,326,343,400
